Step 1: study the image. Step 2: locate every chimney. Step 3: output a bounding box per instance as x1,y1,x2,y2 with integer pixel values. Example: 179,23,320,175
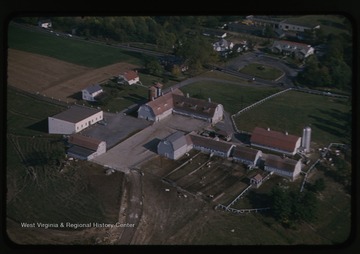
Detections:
208,98,211,103
186,93,190,98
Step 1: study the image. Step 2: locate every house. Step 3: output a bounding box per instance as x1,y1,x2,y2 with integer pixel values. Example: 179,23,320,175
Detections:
48,105,103,134
271,40,314,59
118,70,139,85
38,19,52,29
232,146,262,168
67,134,106,160
157,131,193,160
138,89,224,124
264,154,302,181
190,134,235,158
82,84,103,101
250,173,263,188
213,39,234,52
250,127,301,156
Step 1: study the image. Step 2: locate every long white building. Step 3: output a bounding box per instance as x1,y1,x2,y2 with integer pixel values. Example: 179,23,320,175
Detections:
48,105,103,134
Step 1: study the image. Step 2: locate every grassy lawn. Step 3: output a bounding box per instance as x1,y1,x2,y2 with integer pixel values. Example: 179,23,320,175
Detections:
7,87,66,136
8,23,145,68
180,81,282,114
234,90,351,146
239,63,284,81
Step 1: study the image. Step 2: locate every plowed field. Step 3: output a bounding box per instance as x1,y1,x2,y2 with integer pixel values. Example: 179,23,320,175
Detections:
7,49,138,102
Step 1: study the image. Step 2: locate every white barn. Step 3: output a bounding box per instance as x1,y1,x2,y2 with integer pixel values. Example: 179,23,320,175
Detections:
67,134,106,160
82,84,103,101
190,134,234,158
250,127,301,156
264,154,302,181
138,89,224,124
48,105,103,134
232,146,262,168
157,131,193,160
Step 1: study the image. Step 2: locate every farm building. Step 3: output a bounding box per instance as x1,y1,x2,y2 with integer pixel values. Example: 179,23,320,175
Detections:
271,40,314,59
67,134,106,160
82,84,103,101
48,105,103,134
118,70,139,85
38,19,52,29
190,134,235,158
157,131,193,160
213,39,234,52
250,173,263,188
250,127,301,156
264,154,302,181
138,89,224,124
232,146,262,168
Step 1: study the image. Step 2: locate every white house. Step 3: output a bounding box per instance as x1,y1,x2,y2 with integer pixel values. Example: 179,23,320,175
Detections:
232,146,262,168
157,131,193,160
271,40,314,59
264,154,302,181
250,127,301,156
138,89,224,124
48,105,103,134
250,173,263,188
118,70,140,85
67,134,106,160
190,134,235,158
82,84,103,101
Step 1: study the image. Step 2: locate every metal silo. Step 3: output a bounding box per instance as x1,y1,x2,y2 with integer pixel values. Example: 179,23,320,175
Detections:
301,126,311,153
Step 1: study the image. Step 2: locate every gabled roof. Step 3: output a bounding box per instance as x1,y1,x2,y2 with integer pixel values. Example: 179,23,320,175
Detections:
68,134,103,151
146,89,184,116
233,146,260,161
265,154,299,173
252,173,263,182
190,134,233,153
83,84,102,94
250,127,300,153
173,94,220,118
51,105,102,123
272,40,312,51
163,131,188,151
121,70,139,81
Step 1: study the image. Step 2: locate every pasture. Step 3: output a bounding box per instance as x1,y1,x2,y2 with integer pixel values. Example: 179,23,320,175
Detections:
239,63,284,81
234,90,351,146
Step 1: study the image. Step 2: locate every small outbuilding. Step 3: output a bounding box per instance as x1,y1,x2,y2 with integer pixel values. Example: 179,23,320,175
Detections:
118,70,140,85
67,134,106,160
82,84,103,101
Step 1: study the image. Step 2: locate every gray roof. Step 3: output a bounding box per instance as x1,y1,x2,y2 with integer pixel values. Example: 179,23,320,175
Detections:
67,146,95,159
233,146,260,161
51,105,102,123
265,154,299,173
83,84,102,94
190,134,233,153
164,131,188,151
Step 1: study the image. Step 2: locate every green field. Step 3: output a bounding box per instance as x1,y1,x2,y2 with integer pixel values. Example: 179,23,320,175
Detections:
239,63,284,81
7,87,124,225
180,81,282,114
234,90,351,146
8,23,144,68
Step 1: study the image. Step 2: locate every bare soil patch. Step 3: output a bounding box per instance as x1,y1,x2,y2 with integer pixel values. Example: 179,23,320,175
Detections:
7,49,138,102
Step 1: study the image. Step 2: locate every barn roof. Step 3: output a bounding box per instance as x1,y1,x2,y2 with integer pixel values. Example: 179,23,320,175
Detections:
190,134,233,153
68,133,103,151
251,173,263,182
173,94,220,118
83,84,102,94
146,89,184,116
265,154,299,173
250,127,300,153
51,105,102,123
163,131,188,151
122,70,139,81
233,146,260,161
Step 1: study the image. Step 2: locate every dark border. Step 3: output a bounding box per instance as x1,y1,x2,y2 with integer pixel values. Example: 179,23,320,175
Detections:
1,1,359,254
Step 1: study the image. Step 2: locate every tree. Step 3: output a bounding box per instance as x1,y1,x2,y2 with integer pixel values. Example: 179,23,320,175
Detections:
146,60,163,76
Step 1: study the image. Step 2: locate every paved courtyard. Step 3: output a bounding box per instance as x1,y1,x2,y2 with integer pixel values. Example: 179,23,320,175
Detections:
91,115,211,172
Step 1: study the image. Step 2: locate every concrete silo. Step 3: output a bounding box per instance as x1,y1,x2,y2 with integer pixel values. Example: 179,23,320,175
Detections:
301,126,311,153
